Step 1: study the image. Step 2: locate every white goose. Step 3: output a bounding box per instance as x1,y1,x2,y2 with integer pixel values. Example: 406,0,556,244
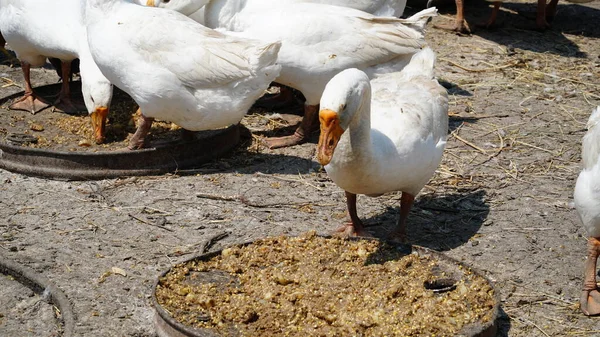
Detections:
316,47,448,240
0,0,79,114
300,0,406,16
148,0,407,19
0,0,113,143
148,0,435,148
574,106,600,316
84,0,281,149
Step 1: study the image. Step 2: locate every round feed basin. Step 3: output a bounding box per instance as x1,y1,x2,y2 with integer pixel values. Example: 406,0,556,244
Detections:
0,82,240,180
152,236,499,337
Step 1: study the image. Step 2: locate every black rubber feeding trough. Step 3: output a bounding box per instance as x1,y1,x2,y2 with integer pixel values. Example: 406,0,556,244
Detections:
0,82,240,180
0,255,76,337
152,235,500,337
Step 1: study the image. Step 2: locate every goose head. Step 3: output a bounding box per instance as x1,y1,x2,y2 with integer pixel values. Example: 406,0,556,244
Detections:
81,56,113,144
317,68,371,166
145,0,208,16
83,80,113,144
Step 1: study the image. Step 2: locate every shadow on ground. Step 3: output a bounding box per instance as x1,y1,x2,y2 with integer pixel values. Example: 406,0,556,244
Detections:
410,0,599,57
176,124,320,176
496,306,511,337
365,189,489,251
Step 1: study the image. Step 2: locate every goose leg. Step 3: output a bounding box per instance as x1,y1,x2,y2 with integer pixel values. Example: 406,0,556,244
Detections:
128,109,155,150
9,61,50,114
581,237,600,316
390,192,415,243
545,0,559,23
52,60,82,114
334,192,372,237
476,2,502,29
534,0,560,30
263,103,319,149
434,0,471,34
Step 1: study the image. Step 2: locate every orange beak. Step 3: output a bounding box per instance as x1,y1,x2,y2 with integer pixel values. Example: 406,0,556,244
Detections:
90,106,109,144
146,0,155,6
317,109,344,166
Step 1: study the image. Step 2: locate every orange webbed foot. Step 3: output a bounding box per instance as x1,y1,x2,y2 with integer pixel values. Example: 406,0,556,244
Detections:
581,289,600,316
9,93,50,114
52,96,86,115
434,20,472,34
333,223,373,238
262,132,306,149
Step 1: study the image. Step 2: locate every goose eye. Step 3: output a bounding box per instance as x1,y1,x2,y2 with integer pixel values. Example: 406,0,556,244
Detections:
163,0,170,2
340,104,346,111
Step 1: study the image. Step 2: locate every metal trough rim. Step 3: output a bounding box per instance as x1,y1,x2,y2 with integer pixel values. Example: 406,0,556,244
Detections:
0,124,240,180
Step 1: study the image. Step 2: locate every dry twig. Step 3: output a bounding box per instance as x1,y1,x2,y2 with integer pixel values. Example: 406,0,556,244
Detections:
196,191,315,209
128,214,173,232
441,58,521,73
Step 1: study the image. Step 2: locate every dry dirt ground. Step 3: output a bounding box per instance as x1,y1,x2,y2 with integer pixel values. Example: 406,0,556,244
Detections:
1,1,600,336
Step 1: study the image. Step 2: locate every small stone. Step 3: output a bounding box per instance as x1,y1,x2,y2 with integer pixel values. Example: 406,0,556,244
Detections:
78,139,92,147
29,123,44,132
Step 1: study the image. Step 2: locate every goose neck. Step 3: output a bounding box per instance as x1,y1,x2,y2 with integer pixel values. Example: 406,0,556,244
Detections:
343,92,372,159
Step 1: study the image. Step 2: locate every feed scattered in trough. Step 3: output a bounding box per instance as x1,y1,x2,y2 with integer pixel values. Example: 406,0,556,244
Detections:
0,84,184,152
155,232,496,336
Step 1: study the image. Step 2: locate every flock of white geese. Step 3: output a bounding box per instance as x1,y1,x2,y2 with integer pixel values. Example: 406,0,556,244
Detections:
1,0,599,317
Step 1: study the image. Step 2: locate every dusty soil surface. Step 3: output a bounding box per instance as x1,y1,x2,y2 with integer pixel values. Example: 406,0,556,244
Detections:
0,1,599,336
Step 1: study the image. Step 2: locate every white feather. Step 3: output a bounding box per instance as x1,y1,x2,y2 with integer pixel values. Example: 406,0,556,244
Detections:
575,106,600,237
206,2,435,105
0,0,113,115
85,0,281,131
321,47,448,197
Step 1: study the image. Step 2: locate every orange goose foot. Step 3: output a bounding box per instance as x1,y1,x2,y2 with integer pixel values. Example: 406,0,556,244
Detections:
263,104,319,149
333,223,373,238
10,93,50,114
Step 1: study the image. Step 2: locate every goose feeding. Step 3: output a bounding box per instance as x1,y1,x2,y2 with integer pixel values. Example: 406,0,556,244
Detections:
84,0,282,149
